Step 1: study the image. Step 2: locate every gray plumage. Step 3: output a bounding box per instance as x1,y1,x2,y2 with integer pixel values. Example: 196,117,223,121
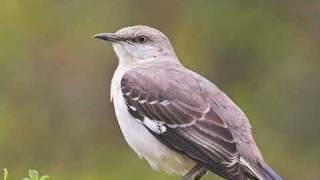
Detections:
94,25,282,180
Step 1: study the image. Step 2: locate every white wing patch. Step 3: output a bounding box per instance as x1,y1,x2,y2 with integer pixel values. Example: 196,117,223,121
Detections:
128,105,137,111
143,118,167,134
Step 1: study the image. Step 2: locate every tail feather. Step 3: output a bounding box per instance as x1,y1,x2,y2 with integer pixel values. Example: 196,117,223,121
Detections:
240,158,282,180
255,161,282,180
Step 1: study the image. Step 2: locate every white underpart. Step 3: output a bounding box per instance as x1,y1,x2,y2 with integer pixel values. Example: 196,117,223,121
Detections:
110,63,195,175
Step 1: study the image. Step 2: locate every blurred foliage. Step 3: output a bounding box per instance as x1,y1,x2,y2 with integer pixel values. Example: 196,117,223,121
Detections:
22,170,49,180
3,169,49,180
0,0,319,179
3,169,8,180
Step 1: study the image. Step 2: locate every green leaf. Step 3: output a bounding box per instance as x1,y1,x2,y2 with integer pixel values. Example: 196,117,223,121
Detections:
4,169,49,180
39,176,50,180
3,169,8,180
28,170,39,180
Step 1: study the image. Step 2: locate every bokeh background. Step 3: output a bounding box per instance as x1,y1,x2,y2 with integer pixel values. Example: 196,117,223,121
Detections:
1,0,320,179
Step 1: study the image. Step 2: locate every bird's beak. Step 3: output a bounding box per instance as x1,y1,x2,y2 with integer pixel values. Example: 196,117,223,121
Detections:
93,33,121,42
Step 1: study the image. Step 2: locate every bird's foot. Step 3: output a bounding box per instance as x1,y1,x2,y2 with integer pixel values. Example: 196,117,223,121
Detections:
193,168,207,180
181,164,207,180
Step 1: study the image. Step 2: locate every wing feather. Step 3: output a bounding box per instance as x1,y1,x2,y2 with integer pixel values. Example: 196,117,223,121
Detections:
121,67,242,179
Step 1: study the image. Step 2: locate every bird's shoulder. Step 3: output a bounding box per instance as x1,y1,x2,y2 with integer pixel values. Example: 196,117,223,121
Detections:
121,61,213,106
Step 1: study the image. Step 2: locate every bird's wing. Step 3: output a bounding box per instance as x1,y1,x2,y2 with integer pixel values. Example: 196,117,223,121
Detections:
120,65,242,179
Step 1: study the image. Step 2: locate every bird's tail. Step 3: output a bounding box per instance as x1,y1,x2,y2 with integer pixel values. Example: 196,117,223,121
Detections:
240,158,282,180
255,161,282,180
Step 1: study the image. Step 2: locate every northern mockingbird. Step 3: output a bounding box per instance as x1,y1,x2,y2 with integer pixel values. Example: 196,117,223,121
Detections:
94,25,282,180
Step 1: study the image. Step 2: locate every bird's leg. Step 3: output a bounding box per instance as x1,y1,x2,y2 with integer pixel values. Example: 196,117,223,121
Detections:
193,168,207,180
182,164,207,180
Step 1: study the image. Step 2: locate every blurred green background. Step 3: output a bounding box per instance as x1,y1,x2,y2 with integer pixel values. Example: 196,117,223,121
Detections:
1,0,319,179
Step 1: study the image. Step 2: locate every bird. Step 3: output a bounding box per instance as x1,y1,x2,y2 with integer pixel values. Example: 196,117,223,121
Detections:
93,25,282,180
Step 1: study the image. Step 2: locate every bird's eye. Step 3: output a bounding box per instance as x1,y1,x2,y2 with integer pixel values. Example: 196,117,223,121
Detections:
132,36,149,44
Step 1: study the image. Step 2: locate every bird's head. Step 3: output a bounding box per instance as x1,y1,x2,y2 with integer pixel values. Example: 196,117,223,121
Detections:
94,25,176,64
